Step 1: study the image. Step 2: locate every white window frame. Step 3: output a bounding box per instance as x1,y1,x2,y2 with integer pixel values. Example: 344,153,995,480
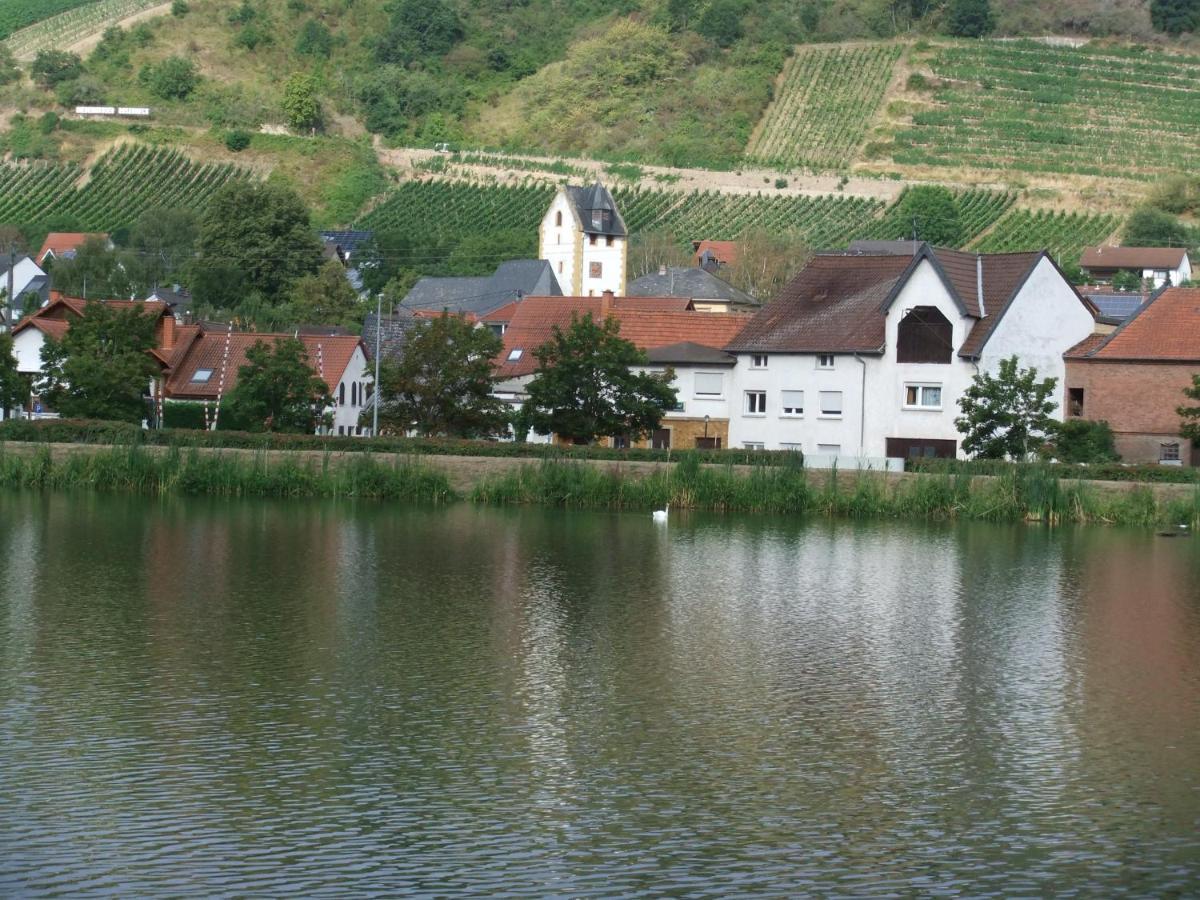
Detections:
506,349,523,362
750,353,768,369
743,442,765,451
745,390,767,416
817,354,836,370
903,383,943,410
190,368,213,384
694,372,724,398
818,390,842,418
1160,442,1181,462
780,389,804,417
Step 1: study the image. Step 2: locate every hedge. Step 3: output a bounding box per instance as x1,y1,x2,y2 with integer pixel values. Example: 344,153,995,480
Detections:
906,455,1200,485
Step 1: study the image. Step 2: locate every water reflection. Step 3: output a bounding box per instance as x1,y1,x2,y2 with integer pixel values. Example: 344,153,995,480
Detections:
1,493,1198,895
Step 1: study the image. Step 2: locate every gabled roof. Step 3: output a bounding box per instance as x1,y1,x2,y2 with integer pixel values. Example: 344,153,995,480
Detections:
13,296,170,338
495,296,748,378
692,240,739,266
1065,286,1200,362
646,341,737,366
1079,246,1189,270
37,232,109,264
1084,291,1148,321
165,329,366,398
403,259,561,316
563,182,627,237
627,267,756,306
361,309,419,362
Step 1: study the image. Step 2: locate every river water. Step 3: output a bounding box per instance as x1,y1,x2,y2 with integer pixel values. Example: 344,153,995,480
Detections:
1,492,1198,896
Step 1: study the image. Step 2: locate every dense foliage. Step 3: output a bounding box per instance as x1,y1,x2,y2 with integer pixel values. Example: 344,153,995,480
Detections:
956,356,1059,460
0,332,26,419
223,338,332,433
1151,0,1200,34
1047,419,1120,464
1180,374,1200,442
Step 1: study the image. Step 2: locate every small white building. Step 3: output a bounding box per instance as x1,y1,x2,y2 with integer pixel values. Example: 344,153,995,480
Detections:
1079,246,1192,289
725,245,1097,460
0,256,49,323
539,182,627,296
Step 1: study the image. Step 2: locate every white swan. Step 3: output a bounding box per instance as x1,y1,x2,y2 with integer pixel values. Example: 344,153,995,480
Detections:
652,504,669,523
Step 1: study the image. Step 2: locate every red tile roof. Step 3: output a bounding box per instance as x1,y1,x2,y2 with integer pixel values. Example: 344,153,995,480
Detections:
36,232,108,265
495,296,748,378
1066,287,1200,361
13,296,169,339
693,240,740,266
165,329,366,398
1079,246,1189,271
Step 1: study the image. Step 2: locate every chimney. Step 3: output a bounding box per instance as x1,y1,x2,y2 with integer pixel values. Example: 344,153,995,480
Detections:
161,313,177,350
976,254,986,318
601,289,614,317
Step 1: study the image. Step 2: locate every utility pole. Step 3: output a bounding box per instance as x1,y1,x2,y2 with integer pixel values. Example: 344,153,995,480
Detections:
372,292,382,437
5,242,13,334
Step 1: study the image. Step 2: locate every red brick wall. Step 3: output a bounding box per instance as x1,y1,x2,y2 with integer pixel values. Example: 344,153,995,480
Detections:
1065,359,1199,465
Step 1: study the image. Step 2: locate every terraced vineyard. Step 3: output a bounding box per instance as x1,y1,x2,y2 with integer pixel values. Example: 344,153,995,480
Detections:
746,44,902,171
4,0,162,58
360,180,886,250
892,40,1200,179
0,0,93,40
972,209,1122,262
860,187,1017,244
0,145,248,229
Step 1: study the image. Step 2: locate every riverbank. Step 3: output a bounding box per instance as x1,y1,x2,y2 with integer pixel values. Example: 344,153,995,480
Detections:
2,442,1197,527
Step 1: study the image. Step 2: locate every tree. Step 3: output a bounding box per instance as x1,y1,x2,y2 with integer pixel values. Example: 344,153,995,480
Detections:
37,303,159,422
48,236,140,299
1111,269,1143,292
138,56,198,99
522,313,677,444
296,19,333,57
370,313,508,437
1151,0,1200,34
697,0,745,46
627,229,690,280
1123,207,1193,248
666,0,697,31
0,333,28,420
0,44,19,86
944,0,995,36
282,73,322,131
282,260,364,327
223,338,331,433
195,181,323,304
726,228,810,302
1047,419,1120,463
30,50,83,88
1179,374,1200,443
374,0,463,65
955,356,1058,459
889,185,963,247
129,206,199,286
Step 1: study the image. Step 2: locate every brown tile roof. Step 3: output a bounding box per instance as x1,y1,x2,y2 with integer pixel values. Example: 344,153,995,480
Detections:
36,232,108,265
495,296,748,378
693,240,740,266
13,296,169,339
1079,246,1189,271
1067,287,1200,361
165,330,366,399
952,250,1055,358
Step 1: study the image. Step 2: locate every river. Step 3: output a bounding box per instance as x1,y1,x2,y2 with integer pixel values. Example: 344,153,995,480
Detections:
1,492,1198,896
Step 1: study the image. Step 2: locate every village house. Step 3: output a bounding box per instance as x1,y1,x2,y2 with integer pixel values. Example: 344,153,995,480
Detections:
627,265,758,313
1079,246,1192,289
36,232,112,266
1064,286,1200,466
401,259,561,320
539,182,627,296
692,240,739,272
0,255,49,326
724,244,1097,461
493,291,747,448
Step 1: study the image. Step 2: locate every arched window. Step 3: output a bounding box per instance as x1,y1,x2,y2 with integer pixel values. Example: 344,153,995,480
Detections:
339,383,346,405
351,382,357,405
555,211,562,227
896,307,952,364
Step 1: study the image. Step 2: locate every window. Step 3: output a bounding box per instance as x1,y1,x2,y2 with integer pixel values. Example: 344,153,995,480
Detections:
651,428,671,450
751,353,768,369
781,390,804,416
743,442,765,451
606,235,615,247
819,391,842,416
589,234,597,246
1160,442,1181,463
555,211,562,226
351,382,357,405
1068,387,1084,417
589,261,602,278
904,384,942,409
613,435,630,449
745,391,767,415
507,349,523,362
818,354,835,369
670,399,685,412
780,442,803,452
339,383,346,405
338,426,345,435
817,443,841,455
190,368,213,384
896,307,952,364
694,372,723,397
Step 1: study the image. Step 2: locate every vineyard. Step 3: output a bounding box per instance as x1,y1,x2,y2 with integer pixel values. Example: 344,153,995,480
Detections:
3,0,162,59
891,40,1200,179
358,180,887,250
972,209,1121,262
0,144,249,229
746,44,902,171
0,0,93,40
860,187,1016,244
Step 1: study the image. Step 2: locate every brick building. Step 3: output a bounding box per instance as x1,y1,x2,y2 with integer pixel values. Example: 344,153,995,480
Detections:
1064,287,1200,466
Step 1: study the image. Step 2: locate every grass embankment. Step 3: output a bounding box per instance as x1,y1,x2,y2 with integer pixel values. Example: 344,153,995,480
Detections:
470,456,1200,527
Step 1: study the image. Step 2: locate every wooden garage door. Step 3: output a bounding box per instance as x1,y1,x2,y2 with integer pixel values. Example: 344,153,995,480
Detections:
886,437,957,460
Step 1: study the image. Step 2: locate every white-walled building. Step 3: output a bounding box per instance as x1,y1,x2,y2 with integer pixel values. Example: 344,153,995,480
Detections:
725,245,1097,460
539,182,627,296
1079,246,1192,289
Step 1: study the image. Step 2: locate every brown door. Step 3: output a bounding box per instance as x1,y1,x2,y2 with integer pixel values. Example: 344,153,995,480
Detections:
886,437,956,459
694,437,721,450
651,428,671,449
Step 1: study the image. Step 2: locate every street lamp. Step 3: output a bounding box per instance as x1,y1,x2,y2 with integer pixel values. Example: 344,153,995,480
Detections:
703,414,710,441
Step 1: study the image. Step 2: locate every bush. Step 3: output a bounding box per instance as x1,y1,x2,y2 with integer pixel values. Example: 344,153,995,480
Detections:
171,0,189,15
1048,419,1121,464
139,56,199,100
296,20,333,57
224,128,252,151
30,50,83,88
906,455,1198,485
774,177,788,189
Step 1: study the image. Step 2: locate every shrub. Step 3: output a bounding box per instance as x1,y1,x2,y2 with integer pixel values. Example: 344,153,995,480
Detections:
296,20,332,57
139,56,199,100
1048,419,1121,464
171,0,189,15
224,128,252,151
30,50,82,88
774,177,788,189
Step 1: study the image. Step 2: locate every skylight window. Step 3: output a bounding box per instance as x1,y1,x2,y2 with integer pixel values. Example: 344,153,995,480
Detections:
191,368,213,384
507,349,523,362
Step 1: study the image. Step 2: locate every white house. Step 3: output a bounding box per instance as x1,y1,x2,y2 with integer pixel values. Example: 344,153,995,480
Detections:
539,182,627,296
1079,246,1192,289
725,245,1098,460
0,256,49,325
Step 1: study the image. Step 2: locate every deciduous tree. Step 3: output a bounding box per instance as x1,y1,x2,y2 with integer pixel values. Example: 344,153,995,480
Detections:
1179,373,1200,443
282,73,322,131
1151,0,1200,34
944,0,995,36
889,185,963,247
522,313,677,444
370,313,508,437
0,333,28,420
282,259,364,327
223,338,331,433
955,355,1058,459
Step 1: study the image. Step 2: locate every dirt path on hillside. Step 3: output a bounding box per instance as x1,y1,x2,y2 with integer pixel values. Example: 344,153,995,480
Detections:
65,2,173,57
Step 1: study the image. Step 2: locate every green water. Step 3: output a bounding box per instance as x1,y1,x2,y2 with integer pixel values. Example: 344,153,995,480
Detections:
1,492,1199,896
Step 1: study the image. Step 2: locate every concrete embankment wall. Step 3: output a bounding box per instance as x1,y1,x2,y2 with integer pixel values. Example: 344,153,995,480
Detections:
3,441,1197,503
